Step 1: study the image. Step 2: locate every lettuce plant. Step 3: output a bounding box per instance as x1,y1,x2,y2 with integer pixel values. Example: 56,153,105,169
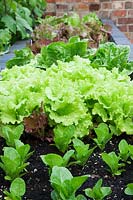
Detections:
101,152,125,176
6,47,34,69
0,140,32,181
50,166,88,200
0,124,24,147
85,179,112,200
118,139,132,162
72,138,96,166
4,178,26,200
93,123,113,150
41,150,74,171
124,183,133,196
54,125,75,152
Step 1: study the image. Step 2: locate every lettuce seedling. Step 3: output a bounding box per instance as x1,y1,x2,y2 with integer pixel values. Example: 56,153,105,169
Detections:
85,179,112,200
93,123,113,150
41,150,74,172
14,140,33,162
0,124,24,147
54,125,75,152
0,141,32,181
101,152,125,176
50,166,88,200
124,183,133,196
72,138,96,166
118,139,130,162
4,178,26,200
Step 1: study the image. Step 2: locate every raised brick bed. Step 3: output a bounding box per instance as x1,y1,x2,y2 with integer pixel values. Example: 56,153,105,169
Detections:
0,19,133,71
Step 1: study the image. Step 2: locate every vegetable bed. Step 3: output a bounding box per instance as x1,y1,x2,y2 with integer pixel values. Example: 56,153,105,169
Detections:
0,133,132,200
0,13,133,200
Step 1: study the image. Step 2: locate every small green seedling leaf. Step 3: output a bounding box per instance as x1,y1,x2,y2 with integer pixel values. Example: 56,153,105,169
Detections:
54,125,75,152
0,124,24,147
124,183,133,196
101,152,125,176
118,139,130,162
0,144,31,181
50,166,88,200
4,177,26,200
73,138,96,165
94,123,112,150
41,150,74,171
15,139,33,162
85,179,112,200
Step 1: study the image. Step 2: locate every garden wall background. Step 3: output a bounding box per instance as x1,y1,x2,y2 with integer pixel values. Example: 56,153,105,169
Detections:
46,0,133,43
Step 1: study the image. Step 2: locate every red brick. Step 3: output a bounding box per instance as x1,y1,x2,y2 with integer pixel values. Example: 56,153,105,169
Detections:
117,25,128,32
89,3,100,11
76,3,89,10
102,2,112,9
118,18,133,24
47,0,55,3
112,10,127,17
129,25,133,32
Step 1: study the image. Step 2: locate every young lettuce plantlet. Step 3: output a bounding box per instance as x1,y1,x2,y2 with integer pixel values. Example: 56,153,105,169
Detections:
54,125,75,152
85,178,112,200
4,177,26,200
14,140,33,163
124,183,133,196
118,139,130,162
41,150,74,172
50,166,88,200
93,123,113,150
0,124,24,147
0,141,32,181
72,138,96,166
101,152,125,176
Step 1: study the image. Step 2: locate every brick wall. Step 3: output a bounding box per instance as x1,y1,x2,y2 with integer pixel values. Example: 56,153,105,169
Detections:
46,0,133,42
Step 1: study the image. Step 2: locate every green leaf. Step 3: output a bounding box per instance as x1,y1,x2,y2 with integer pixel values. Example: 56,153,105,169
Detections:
41,154,63,168
85,179,112,200
1,15,16,34
118,139,129,161
16,14,32,39
124,183,133,195
54,125,75,152
94,123,112,150
10,178,26,196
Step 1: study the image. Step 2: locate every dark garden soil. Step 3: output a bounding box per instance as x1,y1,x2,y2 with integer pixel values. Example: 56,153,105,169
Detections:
0,133,133,200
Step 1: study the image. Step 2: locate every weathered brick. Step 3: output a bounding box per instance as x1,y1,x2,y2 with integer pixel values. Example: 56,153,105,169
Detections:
118,18,133,24
112,10,127,17
128,10,133,17
102,2,112,9
99,10,111,18
56,4,68,10
47,0,55,3
129,25,133,32
117,25,128,32
89,3,100,11
125,1,133,9
112,2,124,9
46,3,56,12
76,3,89,10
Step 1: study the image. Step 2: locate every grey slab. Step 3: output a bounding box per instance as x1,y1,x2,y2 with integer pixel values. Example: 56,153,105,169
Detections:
101,19,133,61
